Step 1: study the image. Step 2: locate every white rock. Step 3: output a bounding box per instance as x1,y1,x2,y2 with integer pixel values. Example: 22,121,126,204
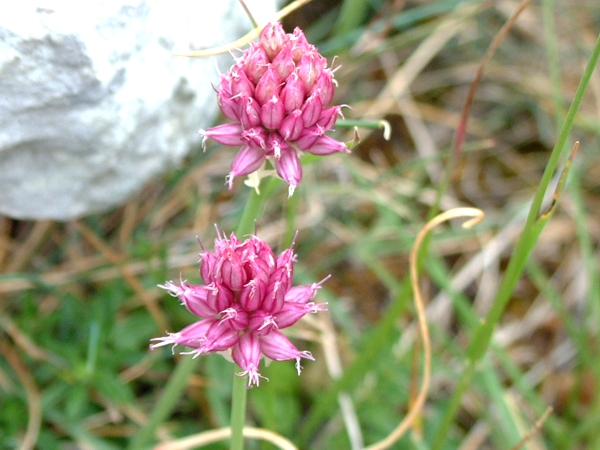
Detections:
0,0,275,220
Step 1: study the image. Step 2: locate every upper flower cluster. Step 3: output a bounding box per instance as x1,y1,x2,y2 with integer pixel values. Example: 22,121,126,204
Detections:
150,230,327,387
201,22,350,196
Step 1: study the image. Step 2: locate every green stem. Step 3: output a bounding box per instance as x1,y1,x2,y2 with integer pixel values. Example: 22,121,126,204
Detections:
229,180,271,450
431,30,600,450
283,187,299,248
230,371,248,450
235,182,269,237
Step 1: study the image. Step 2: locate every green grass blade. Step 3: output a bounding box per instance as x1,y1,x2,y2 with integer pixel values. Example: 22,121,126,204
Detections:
431,30,600,450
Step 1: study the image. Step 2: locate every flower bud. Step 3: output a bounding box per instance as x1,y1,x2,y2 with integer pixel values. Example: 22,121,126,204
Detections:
207,283,235,313
263,279,285,313
247,254,272,285
239,278,265,311
280,72,306,114
275,249,295,291
271,45,296,80
290,27,310,63
297,52,321,90
200,251,216,284
216,75,239,120
229,67,254,98
260,94,285,130
301,92,323,128
239,96,261,129
312,69,335,105
255,65,282,105
278,110,304,141
219,246,247,291
243,43,269,84
260,22,288,60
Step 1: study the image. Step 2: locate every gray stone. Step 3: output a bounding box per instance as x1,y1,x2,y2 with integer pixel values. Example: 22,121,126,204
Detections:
0,0,275,220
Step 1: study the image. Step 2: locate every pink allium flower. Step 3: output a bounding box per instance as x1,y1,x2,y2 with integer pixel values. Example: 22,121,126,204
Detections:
200,22,350,196
150,230,328,387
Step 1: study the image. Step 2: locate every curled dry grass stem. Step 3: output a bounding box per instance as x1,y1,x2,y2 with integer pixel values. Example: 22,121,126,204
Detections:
153,426,297,450
365,207,484,450
174,0,315,58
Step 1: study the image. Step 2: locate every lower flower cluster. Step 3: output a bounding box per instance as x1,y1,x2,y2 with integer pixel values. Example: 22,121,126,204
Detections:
150,230,327,387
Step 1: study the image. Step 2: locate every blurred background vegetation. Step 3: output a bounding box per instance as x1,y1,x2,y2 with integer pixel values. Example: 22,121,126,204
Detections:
2,0,600,449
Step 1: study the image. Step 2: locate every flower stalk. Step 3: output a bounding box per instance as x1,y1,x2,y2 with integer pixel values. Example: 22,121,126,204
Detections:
230,372,248,450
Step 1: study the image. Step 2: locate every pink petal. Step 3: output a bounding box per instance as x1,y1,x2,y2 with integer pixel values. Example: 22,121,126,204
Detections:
274,148,302,196
274,301,325,329
317,106,341,131
233,333,265,387
241,126,268,149
259,329,314,368
293,125,324,151
304,135,350,156
200,123,245,147
227,145,266,189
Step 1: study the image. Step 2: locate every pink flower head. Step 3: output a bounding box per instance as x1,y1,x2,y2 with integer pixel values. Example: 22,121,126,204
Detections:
150,229,328,387
200,22,350,195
